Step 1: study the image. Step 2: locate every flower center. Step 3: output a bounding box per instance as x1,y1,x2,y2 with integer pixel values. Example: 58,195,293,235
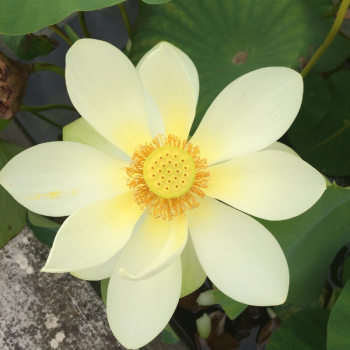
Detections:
143,145,196,199
126,134,210,220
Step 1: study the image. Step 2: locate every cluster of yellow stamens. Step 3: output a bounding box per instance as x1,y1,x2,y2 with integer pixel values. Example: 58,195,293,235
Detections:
126,134,210,220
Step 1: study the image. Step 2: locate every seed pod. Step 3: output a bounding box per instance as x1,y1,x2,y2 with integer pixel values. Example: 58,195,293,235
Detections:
0,51,32,120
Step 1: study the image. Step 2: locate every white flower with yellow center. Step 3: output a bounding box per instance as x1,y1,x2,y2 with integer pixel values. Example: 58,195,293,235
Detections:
0,39,325,348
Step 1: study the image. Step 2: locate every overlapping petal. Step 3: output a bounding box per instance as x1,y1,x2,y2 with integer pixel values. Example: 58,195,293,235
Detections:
107,258,182,349
71,250,122,281
118,213,188,280
137,42,199,139
180,233,206,297
66,39,152,156
187,196,289,306
261,141,299,157
42,191,143,272
70,212,148,281
63,118,130,161
191,67,303,165
206,150,326,220
0,141,128,216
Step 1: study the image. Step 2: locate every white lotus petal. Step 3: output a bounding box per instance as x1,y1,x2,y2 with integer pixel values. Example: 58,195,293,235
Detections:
206,150,326,220
180,233,206,297
63,117,130,161
66,39,152,156
0,141,128,216
118,214,188,280
143,85,165,138
71,250,122,281
191,67,303,165
137,42,198,139
107,258,182,349
261,142,299,157
42,191,143,272
187,196,289,306
70,211,148,280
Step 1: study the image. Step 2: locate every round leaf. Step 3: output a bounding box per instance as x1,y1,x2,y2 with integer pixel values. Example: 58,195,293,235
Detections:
130,0,350,134
0,0,125,35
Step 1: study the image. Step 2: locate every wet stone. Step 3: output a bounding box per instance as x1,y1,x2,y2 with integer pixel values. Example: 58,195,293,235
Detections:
0,227,130,350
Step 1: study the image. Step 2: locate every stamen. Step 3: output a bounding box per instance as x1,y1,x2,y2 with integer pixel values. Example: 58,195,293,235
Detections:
125,134,210,220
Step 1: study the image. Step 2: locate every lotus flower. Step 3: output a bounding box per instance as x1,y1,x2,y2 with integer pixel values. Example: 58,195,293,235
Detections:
0,39,325,349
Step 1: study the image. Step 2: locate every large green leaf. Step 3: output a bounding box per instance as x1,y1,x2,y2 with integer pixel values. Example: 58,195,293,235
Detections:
130,0,350,134
1,34,58,61
304,0,333,16
267,308,330,350
0,139,26,249
274,299,324,321
212,289,247,320
328,279,350,350
289,71,350,177
0,0,125,35
257,184,350,304
289,73,331,133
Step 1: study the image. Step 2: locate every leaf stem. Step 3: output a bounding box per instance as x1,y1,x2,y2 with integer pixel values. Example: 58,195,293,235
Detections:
20,104,76,113
301,0,350,78
322,0,342,18
22,109,63,130
117,3,132,37
29,63,65,77
48,24,73,46
78,11,92,38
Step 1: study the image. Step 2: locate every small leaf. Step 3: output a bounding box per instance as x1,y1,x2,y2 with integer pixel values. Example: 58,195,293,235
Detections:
101,278,110,305
161,324,179,344
328,279,350,350
28,211,60,228
267,308,330,349
64,25,80,44
27,213,59,248
1,34,58,60
0,139,26,248
212,289,247,320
